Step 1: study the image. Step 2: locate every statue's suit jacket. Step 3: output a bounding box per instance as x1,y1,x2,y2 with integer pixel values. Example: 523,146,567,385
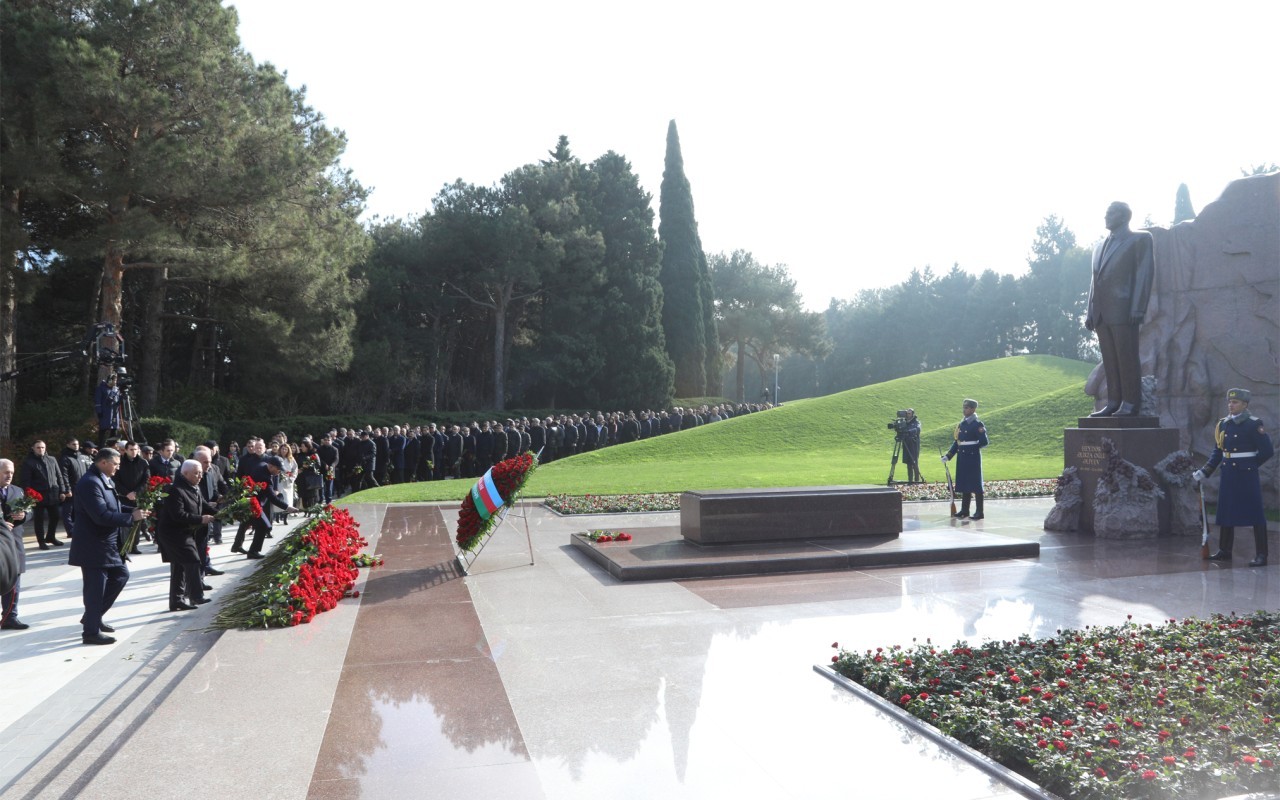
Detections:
1086,230,1155,328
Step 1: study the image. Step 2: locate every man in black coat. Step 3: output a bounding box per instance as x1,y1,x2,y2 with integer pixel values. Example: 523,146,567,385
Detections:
157,460,215,610
19,440,70,548
403,431,421,485
529,418,545,458
476,423,495,472
432,425,447,480
356,431,378,490
373,428,390,484
69,448,149,644
490,423,507,468
317,434,340,502
444,425,464,478
59,437,93,535
342,432,363,495
232,455,295,559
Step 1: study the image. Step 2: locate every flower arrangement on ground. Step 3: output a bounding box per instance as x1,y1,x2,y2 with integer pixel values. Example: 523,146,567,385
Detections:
585,530,633,543
828,611,1278,799
119,475,171,556
545,493,680,515
214,505,381,628
455,452,538,552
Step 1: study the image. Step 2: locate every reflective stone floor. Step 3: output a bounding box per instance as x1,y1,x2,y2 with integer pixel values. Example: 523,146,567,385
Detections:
2,499,1275,799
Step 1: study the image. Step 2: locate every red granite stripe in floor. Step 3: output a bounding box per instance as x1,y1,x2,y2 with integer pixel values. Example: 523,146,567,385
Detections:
306,505,542,799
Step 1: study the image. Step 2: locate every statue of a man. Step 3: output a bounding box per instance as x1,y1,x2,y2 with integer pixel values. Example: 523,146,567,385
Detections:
1085,201,1154,416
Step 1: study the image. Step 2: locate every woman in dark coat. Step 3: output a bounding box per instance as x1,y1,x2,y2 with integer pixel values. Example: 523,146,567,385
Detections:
157,460,215,611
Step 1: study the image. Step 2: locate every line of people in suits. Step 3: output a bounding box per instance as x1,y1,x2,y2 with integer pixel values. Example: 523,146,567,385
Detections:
315,402,775,490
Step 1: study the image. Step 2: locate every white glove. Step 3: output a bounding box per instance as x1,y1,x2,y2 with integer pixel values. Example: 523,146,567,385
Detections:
1192,469,1204,483
940,455,949,464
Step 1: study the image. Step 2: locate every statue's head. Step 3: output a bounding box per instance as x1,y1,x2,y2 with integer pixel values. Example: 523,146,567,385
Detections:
1105,201,1132,231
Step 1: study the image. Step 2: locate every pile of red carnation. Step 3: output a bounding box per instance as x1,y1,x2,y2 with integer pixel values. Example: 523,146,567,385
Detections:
286,508,366,625
456,451,539,552
215,506,382,629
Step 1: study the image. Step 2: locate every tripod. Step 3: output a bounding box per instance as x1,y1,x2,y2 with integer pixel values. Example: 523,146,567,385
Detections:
886,437,925,486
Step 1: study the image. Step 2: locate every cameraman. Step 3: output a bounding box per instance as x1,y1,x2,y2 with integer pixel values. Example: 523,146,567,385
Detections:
899,409,922,482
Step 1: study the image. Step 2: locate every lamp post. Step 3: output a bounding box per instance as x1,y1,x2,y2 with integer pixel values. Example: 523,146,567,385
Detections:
772,353,780,406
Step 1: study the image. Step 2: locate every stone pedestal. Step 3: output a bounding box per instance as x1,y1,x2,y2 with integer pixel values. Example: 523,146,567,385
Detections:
1065,417,1179,536
680,485,901,544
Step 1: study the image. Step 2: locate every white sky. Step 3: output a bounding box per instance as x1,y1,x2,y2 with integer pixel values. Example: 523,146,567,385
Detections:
230,0,1278,310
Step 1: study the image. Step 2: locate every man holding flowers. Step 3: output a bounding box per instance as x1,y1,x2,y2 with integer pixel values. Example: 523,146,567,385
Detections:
69,448,149,645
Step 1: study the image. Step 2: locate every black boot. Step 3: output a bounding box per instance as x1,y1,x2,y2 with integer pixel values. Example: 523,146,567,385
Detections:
1208,527,1234,561
956,493,971,519
1249,524,1268,567
971,494,985,520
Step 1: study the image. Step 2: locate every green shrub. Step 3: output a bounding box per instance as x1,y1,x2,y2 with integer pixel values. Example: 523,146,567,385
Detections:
137,417,217,450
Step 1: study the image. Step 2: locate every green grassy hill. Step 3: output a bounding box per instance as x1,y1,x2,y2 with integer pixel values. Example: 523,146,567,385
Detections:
351,355,1094,502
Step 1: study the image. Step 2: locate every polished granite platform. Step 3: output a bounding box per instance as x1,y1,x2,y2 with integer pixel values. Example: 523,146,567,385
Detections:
570,524,1040,580
2,498,1276,799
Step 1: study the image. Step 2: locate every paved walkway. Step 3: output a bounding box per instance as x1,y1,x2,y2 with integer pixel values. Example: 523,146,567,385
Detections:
1,499,1275,799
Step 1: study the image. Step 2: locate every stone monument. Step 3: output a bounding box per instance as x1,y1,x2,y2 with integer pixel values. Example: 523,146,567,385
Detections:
1065,172,1279,534
1086,171,1280,509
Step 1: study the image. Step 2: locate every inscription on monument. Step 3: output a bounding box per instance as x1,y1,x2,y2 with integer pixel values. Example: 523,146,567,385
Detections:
1076,444,1105,471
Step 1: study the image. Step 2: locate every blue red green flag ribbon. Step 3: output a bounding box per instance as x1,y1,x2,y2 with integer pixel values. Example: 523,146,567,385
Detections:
471,469,504,520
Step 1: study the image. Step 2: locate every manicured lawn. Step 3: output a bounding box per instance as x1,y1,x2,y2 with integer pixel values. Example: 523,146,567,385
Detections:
348,355,1094,503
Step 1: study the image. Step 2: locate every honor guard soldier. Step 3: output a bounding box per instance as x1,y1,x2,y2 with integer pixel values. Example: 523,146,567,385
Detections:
1194,388,1274,566
942,399,989,519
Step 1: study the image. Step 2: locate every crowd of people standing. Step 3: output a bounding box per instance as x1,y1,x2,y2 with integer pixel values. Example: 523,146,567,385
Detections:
0,401,773,639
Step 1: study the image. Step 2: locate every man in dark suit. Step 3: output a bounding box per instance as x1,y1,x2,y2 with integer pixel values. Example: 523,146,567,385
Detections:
1085,201,1154,417
232,455,295,559
354,431,377,489
192,447,227,570
149,439,182,482
444,425,464,478
157,460,215,610
317,434,340,502
19,440,71,548
1,459,31,630
69,448,149,644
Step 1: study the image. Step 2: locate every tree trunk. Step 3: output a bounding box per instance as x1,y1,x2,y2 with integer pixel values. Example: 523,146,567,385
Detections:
492,292,506,411
138,266,167,412
0,187,22,445
735,337,746,403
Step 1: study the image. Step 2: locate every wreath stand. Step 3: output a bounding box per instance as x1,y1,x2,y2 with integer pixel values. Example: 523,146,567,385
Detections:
455,496,535,576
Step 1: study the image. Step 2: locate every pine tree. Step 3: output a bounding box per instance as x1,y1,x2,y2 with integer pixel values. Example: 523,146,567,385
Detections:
658,120,709,396
585,151,675,409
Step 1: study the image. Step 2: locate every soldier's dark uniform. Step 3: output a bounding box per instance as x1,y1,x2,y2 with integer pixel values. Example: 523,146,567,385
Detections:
1198,388,1274,566
945,399,989,519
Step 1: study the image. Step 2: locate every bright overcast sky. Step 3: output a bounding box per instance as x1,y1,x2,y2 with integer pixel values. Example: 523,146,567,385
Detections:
230,0,1278,310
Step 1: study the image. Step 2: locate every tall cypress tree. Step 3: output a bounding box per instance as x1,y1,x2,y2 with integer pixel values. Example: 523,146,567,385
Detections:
1173,183,1196,223
658,120,708,396
585,151,675,409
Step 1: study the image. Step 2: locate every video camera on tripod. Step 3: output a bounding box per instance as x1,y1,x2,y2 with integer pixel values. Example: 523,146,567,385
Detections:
887,410,912,440
884,408,922,486
0,322,144,442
